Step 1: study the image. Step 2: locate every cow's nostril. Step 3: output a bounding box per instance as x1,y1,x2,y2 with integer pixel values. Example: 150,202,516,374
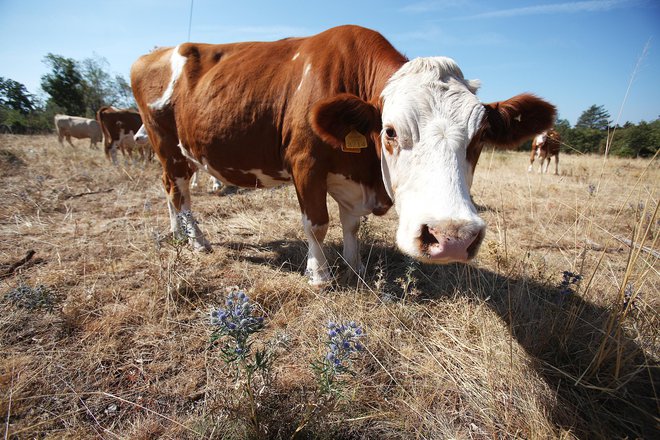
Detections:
420,225,438,246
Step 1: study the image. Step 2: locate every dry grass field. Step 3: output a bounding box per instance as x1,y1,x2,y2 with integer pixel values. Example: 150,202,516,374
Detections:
1,134,658,439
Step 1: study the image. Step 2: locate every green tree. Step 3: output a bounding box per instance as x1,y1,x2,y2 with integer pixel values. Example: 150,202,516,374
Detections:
79,55,135,115
80,56,114,117
565,127,606,154
0,77,39,133
0,77,35,114
576,104,611,130
608,120,659,157
41,53,86,116
111,74,136,109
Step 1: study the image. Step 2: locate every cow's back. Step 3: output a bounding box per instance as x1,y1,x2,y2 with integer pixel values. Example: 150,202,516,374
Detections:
131,38,305,167
131,25,406,184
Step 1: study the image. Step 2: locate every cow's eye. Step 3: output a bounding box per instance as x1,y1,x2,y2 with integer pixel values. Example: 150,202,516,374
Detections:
385,127,397,139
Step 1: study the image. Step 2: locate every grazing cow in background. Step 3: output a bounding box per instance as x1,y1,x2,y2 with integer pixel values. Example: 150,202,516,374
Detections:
131,25,555,285
54,114,102,148
191,171,223,192
96,106,143,164
115,123,153,163
529,128,561,174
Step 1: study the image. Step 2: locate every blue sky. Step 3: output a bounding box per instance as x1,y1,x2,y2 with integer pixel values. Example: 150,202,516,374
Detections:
1,0,658,125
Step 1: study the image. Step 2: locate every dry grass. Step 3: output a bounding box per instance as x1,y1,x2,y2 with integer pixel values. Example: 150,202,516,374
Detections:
1,134,658,439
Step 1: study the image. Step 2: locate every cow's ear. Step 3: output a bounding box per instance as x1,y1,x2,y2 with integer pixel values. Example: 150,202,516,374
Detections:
310,93,381,149
482,94,556,148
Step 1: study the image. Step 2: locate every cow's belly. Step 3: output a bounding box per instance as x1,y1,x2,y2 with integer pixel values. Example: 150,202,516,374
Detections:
181,145,291,189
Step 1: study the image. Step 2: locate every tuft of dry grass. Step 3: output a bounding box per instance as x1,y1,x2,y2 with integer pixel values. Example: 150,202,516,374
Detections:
1,134,658,439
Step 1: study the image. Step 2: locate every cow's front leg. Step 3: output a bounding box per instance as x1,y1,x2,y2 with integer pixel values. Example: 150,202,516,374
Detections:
163,167,211,252
294,171,332,286
338,205,365,278
302,214,331,286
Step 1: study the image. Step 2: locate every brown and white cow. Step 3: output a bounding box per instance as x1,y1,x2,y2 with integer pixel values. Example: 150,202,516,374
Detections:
529,128,561,174
96,106,143,164
131,25,556,285
54,114,102,148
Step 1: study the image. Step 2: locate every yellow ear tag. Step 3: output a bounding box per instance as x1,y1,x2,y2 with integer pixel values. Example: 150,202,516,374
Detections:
343,129,368,153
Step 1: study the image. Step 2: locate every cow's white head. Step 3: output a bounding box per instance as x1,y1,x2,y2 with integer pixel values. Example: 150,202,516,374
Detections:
311,56,556,264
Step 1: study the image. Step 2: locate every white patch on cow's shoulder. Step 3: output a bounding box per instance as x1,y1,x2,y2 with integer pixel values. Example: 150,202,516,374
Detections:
297,63,311,92
327,173,375,217
292,52,300,61
148,45,187,110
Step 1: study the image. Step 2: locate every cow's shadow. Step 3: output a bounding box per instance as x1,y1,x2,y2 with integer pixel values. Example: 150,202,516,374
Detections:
218,238,657,438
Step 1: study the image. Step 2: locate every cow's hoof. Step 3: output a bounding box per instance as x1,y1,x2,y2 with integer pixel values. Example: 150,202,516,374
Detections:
306,268,332,289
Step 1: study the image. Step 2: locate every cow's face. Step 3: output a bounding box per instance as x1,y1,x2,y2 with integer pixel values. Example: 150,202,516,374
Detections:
311,56,556,264
379,58,488,263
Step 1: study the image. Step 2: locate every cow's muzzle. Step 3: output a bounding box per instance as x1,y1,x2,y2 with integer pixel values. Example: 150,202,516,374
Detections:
418,221,485,263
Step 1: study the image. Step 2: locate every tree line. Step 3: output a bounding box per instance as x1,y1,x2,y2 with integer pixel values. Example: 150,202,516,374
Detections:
1,58,658,158
0,53,134,134
519,104,658,158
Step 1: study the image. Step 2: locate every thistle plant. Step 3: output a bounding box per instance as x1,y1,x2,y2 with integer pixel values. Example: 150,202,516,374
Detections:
292,321,366,438
559,270,583,296
623,283,640,311
4,282,56,311
315,321,365,394
587,183,597,197
210,290,269,436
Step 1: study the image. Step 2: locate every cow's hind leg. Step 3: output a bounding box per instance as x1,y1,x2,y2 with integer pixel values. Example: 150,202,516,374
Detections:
553,155,559,175
152,131,211,251
162,168,211,251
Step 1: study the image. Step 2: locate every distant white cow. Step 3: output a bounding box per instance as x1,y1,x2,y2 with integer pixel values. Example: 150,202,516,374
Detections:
54,114,103,148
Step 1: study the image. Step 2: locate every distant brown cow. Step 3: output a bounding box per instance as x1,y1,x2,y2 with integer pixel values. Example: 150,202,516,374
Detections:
529,128,561,174
96,106,143,164
54,114,102,148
